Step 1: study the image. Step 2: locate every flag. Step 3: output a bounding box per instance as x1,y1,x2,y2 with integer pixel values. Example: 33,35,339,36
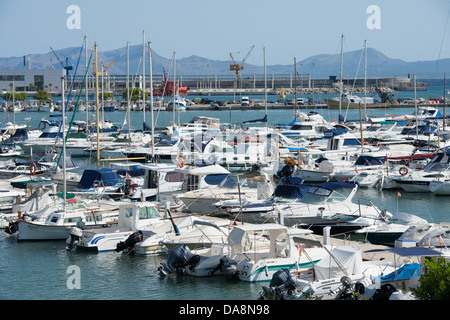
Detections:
355,167,359,174
439,234,444,246
397,192,401,197
125,171,131,180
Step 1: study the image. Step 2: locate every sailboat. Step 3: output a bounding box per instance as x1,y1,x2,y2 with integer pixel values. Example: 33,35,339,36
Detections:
325,38,390,111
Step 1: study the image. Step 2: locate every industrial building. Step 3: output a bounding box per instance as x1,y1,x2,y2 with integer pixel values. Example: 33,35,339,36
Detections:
0,68,65,93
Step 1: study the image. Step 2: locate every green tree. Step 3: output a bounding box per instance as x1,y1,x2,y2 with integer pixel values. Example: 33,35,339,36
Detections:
34,90,52,101
411,257,450,300
122,88,147,102
2,92,27,101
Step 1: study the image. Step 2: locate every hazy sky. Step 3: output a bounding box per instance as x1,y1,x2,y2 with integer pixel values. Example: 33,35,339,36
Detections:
1,0,450,65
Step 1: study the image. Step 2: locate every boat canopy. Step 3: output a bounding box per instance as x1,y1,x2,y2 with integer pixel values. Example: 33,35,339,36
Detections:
380,263,420,282
318,181,357,190
76,169,123,190
354,155,385,166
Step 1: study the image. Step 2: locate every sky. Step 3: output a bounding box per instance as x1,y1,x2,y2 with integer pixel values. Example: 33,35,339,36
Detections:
1,0,450,65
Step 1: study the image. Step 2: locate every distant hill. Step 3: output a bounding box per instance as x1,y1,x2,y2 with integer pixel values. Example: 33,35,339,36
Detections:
0,45,448,79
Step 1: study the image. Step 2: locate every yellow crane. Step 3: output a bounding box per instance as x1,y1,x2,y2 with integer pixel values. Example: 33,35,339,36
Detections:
229,45,254,87
92,59,116,76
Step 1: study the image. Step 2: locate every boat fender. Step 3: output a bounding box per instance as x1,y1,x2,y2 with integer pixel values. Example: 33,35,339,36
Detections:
399,166,408,176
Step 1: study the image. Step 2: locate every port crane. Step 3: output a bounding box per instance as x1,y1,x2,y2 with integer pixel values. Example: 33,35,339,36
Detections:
229,45,254,87
92,59,116,76
50,47,73,75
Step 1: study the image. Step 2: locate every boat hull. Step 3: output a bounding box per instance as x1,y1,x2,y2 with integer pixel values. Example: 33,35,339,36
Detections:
18,220,70,241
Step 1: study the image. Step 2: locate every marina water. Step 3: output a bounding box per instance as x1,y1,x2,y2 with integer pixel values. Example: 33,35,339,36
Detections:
1,81,449,300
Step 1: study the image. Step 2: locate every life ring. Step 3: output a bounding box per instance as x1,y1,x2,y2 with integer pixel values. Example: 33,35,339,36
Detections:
376,142,382,148
2,136,6,141
331,119,337,123
170,121,174,127
29,162,37,175
177,157,184,168
363,141,369,146
399,166,408,176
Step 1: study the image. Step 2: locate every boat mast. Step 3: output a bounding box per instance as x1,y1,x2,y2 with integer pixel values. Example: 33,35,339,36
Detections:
264,46,268,130
444,73,446,132
148,41,155,160
142,31,146,126
61,75,66,211
85,35,89,141
127,42,131,141
364,40,367,121
294,56,297,115
414,74,418,140
94,43,100,169
339,34,344,122
173,51,176,126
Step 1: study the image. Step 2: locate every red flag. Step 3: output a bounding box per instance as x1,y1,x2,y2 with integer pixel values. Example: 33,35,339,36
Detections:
439,234,444,246
397,192,401,197
355,167,359,174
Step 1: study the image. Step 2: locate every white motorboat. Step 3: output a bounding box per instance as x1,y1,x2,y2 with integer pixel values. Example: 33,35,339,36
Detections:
159,223,328,283
260,181,393,226
14,200,119,241
259,245,433,300
68,202,165,252
177,170,273,214
389,150,450,193
354,212,430,246
429,179,450,195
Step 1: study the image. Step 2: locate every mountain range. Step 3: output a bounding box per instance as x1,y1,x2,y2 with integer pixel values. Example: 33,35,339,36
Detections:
0,45,448,79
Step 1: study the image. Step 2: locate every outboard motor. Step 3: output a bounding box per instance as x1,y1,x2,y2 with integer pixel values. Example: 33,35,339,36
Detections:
335,276,354,300
115,231,143,253
369,283,397,300
66,227,83,251
260,268,296,300
275,164,293,179
210,256,239,280
4,220,19,235
158,244,200,276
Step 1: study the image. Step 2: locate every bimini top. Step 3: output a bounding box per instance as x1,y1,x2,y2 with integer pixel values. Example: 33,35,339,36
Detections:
388,246,442,257
76,168,123,190
317,181,357,191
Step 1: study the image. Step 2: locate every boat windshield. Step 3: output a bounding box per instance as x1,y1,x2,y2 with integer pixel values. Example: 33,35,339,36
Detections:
266,185,309,203
301,186,352,204
219,176,248,189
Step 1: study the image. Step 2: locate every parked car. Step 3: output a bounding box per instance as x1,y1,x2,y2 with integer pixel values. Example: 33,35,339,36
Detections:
241,96,250,106
200,98,214,104
284,99,295,105
214,100,227,107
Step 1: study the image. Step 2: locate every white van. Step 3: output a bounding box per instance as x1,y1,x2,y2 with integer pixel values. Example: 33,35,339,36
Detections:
241,96,250,106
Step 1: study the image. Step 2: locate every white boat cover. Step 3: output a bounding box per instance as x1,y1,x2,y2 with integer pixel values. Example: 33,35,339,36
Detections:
314,245,363,280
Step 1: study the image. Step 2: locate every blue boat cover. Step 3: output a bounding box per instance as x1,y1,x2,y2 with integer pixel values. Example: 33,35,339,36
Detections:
317,181,357,190
380,263,420,282
387,247,442,257
76,169,123,189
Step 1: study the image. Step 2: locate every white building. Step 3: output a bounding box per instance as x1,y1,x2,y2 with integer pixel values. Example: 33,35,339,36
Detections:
0,68,65,93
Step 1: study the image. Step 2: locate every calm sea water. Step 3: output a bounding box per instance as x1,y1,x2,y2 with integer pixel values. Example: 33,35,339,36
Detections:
1,81,449,300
